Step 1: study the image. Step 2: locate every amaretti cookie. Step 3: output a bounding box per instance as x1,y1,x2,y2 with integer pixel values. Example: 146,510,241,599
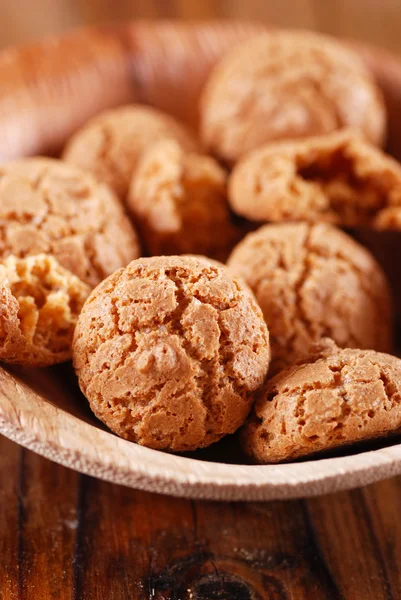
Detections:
73,255,270,452
227,223,392,373
242,339,401,463
0,254,90,366
63,105,199,200
229,130,401,228
127,140,240,260
200,31,386,164
0,158,140,287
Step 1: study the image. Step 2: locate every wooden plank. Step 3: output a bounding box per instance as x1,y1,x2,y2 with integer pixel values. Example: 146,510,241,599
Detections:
362,478,401,598
16,446,80,600
0,437,19,600
312,0,401,54
307,486,395,599
72,476,341,599
72,478,197,599
0,437,400,599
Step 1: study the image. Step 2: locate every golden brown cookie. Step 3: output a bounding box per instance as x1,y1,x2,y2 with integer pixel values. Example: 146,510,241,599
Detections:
242,339,401,463
0,157,140,287
229,130,401,228
127,140,240,260
63,105,199,200
0,254,90,367
227,223,392,374
73,255,270,452
200,31,386,164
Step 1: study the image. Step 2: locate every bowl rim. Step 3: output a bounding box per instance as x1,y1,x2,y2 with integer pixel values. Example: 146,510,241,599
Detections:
1,367,401,500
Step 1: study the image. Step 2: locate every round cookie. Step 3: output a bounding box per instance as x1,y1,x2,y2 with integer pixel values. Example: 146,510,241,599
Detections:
0,254,90,367
127,140,240,260
242,339,401,463
200,30,386,164
229,130,401,228
227,223,392,374
73,255,270,452
0,157,140,287
63,105,199,200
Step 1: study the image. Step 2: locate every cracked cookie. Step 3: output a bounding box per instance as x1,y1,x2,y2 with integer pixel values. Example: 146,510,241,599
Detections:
0,254,90,366
63,105,199,200
227,223,392,374
229,130,401,228
127,140,240,260
72,255,270,452
242,339,401,463
0,157,140,287
200,30,386,164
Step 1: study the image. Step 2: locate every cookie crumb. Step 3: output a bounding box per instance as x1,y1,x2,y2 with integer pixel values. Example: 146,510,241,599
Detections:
229,130,401,228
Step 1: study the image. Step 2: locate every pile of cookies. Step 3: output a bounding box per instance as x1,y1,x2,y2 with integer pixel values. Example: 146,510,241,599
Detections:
3,29,401,464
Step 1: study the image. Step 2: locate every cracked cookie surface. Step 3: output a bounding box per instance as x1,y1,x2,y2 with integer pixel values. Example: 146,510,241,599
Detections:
229,130,401,229
72,255,270,452
63,105,199,200
0,157,140,287
227,223,392,374
200,30,386,164
127,140,240,260
0,254,90,366
242,339,401,463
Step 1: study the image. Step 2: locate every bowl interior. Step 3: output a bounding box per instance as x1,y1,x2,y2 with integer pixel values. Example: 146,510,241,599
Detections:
10,348,401,469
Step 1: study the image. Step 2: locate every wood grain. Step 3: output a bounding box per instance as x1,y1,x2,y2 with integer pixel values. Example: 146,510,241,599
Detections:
0,436,19,599
14,453,79,600
1,435,400,599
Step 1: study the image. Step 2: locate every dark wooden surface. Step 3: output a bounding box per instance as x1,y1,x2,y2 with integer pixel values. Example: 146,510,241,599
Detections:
0,432,400,599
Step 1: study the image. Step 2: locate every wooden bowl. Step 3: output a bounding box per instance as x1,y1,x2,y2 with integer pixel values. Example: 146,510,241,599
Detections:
1,21,401,501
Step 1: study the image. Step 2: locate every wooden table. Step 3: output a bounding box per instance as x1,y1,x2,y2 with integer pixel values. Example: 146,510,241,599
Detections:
1,0,401,57
2,2,401,598
1,432,400,599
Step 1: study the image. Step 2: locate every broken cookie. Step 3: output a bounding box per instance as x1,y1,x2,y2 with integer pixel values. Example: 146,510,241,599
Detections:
229,130,401,229
0,254,90,366
0,157,140,287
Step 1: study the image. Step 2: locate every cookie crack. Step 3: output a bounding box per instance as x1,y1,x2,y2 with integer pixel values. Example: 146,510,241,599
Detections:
163,268,222,421
163,267,251,429
307,240,391,348
292,226,316,337
0,162,121,286
379,368,401,407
